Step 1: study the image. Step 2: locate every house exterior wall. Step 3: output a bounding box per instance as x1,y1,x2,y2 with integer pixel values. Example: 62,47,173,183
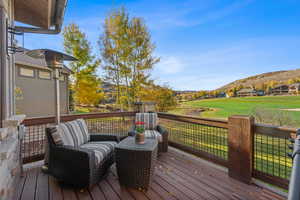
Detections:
288,84,300,94
15,64,69,117
0,2,23,200
237,91,258,97
1,1,69,199
0,0,15,123
271,86,289,95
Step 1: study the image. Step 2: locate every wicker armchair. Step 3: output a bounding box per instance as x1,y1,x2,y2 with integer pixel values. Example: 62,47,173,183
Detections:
128,113,168,152
45,119,119,188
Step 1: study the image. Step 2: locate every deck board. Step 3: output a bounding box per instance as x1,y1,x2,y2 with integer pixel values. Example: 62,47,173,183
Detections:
164,151,263,199
14,148,287,200
13,172,27,200
49,176,63,200
161,154,251,199
20,168,38,200
106,173,135,200
35,170,49,200
88,185,106,200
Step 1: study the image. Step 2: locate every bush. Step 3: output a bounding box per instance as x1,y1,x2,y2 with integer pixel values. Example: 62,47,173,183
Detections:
251,107,297,127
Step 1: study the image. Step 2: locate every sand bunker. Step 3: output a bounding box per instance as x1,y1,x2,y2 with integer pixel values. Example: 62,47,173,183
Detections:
281,108,300,112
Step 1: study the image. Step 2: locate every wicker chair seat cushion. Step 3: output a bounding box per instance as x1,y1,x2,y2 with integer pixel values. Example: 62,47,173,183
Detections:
52,119,90,147
144,130,162,142
135,113,158,130
80,141,117,165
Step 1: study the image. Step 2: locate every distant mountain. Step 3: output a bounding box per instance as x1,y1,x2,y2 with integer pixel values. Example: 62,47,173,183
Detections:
218,69,300,91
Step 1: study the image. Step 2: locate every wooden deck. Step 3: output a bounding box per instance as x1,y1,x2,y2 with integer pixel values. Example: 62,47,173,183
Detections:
14,148,286,200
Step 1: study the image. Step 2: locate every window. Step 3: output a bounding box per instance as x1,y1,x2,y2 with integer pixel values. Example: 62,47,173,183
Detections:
59,75,65,81
38,70,51,80
20,67,34,77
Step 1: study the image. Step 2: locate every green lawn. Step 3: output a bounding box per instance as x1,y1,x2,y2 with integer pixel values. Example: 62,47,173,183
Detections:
170,96,300,124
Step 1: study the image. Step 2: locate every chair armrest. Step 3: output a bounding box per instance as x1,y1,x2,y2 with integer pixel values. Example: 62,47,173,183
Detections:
89,134,120,142
50,145,95,187
156,125,168,135
128,124,136,136
52,145,94,167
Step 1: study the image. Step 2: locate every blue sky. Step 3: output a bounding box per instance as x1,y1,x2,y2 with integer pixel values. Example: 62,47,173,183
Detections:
21,0,300,90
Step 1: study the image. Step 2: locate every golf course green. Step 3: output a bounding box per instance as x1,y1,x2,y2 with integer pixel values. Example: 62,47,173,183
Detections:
170,96,300,125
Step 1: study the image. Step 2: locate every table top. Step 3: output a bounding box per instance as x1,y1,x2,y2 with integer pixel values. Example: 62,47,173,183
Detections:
116,136,158,151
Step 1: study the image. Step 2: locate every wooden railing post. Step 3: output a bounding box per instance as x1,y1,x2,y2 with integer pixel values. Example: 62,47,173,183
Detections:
228,115,254,184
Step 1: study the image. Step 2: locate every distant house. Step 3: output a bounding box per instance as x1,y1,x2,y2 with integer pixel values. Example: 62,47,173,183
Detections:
101,81,116,103
174,90,197,95
256,90,265,96
271,84,289,95
289,83,300,95
102,81,115,93
217,92,226,98
237,88,258,97
15,50,72,117
217,92,230,98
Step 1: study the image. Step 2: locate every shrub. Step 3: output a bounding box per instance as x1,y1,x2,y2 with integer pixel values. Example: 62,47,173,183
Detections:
251,107,297,127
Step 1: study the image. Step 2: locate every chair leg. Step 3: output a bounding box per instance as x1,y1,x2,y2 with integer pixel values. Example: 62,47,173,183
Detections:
162,132,169,152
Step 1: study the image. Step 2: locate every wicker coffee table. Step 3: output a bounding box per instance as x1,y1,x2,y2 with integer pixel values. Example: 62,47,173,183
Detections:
115,136,158,190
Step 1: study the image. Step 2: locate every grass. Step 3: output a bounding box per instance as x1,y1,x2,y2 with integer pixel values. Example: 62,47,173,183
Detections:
72,106,111,114
170,96,300,124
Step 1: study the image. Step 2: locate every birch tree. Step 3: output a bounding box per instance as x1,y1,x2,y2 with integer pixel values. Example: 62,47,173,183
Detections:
99,8,159,108
63,23,104,106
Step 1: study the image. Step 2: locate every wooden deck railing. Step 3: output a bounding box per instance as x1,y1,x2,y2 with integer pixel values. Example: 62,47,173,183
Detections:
22,112,136,163
253,123,295,189
21,111,297,189
158,113,228,167
158,113,296,189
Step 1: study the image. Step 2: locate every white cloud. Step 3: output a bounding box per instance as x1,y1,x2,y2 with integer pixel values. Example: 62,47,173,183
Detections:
134,0,254,30
154,56,185,74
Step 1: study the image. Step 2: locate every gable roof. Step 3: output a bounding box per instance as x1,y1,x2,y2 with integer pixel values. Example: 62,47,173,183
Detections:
273,84,289,89
15,48,72,74
237,88,256,93
289,83,300,87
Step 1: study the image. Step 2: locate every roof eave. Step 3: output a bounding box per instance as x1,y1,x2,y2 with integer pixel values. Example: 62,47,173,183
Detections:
14,0,68,34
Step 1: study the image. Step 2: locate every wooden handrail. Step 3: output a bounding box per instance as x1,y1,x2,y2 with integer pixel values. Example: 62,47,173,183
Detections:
254,123,297,138
158,112,297,138
23,111,136,126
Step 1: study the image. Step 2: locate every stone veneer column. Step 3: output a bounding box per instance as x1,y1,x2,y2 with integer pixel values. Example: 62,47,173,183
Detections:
0,115,25,200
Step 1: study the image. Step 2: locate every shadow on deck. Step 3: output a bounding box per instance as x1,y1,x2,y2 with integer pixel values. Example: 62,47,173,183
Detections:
14,148,286,200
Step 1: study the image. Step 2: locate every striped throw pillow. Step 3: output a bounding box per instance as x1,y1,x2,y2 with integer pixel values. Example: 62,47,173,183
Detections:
135,113,158,130
50,126,64,145
76,119,90,142
57,119,90,147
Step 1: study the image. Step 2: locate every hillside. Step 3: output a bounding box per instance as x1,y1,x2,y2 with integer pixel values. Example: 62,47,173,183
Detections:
218,69,300,91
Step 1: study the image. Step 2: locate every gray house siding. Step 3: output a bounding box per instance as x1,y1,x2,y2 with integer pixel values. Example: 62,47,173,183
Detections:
0,4,15,122
15,64,69,117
